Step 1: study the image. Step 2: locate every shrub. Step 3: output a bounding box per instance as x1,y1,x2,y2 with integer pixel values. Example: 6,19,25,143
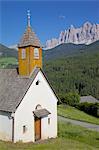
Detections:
76,102,99,117
61,92,80,106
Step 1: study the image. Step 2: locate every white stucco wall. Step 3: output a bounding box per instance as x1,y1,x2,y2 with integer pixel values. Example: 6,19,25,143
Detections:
14,71,57,143
0,111,12,141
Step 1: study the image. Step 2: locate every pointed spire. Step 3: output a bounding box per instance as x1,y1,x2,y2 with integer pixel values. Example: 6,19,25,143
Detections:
27,10,31,27
18,10,42,48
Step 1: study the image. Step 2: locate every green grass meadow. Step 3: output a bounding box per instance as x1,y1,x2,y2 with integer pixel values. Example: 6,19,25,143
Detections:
0,57,18,68
0,121,99,150
58,105,99,125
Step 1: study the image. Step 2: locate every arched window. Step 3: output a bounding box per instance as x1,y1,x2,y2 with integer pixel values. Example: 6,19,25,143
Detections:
35,104,42,110
21,48,26,59
34,48,39,59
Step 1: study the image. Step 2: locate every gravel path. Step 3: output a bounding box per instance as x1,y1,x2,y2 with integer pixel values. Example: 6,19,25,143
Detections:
58,115,99,132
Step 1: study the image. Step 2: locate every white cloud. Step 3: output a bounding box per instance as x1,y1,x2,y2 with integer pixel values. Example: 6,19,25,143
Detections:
59,15,66,19
9,44,18,50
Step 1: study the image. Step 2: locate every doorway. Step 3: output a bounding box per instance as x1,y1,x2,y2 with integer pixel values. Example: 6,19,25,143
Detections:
35,117,41,141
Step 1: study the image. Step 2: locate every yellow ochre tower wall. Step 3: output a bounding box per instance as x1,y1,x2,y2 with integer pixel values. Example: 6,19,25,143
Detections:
18,10,42,76
18,46,42,76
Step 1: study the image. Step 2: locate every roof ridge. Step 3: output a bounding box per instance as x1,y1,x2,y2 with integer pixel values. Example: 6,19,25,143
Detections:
29,66,40,79
18,26,42,48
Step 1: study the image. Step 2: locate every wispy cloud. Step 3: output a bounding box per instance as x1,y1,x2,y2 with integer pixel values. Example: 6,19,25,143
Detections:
59,15,66,20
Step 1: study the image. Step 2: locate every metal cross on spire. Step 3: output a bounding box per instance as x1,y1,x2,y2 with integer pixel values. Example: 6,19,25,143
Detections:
27,10,31,27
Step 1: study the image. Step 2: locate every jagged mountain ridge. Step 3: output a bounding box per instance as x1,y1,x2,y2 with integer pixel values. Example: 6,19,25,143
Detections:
45,22,99,49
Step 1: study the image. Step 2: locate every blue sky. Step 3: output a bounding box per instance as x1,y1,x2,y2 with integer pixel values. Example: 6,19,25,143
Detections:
0,0,99,47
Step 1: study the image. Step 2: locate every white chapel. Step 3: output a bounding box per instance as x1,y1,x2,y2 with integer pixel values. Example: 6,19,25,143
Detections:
0,11,58,143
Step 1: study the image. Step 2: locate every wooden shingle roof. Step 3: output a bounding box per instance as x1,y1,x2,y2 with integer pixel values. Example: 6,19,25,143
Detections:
0,68,40,113
0,67,59,113
33,109,51,118
18,26,42,48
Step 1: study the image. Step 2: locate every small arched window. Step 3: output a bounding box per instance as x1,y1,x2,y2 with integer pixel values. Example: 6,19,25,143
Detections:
35,104,42,110
21,48,26,59
34,48,39,59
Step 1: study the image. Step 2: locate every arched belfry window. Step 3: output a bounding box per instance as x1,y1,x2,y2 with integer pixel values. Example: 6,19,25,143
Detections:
34,48,39,59
35,104,42,110
21,48,26,59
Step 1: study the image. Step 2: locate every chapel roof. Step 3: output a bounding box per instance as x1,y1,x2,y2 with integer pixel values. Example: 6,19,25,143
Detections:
18,10,42,48
18,26,42,48
0,67,40,113
33,108,51,118
0,68,59,113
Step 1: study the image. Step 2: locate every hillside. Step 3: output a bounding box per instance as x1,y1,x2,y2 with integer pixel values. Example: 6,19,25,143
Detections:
0,57,18,68
43,40,99,60
0,44,18,68
43,42,99,99
58,105,99,124
0,43,18,58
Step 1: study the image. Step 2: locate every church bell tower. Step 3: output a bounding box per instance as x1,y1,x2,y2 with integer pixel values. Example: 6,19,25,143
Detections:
18,10,42,76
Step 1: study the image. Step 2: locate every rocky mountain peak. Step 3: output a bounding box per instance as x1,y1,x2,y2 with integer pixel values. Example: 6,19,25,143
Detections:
45,21,99,49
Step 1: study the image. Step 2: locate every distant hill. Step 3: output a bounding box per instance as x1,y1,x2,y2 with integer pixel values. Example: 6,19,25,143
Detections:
0,43,18,58
0,41,99,61
43,41,99,60
9,44,18,51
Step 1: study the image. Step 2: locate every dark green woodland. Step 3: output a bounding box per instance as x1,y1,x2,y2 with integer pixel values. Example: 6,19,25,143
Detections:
43,41,99,100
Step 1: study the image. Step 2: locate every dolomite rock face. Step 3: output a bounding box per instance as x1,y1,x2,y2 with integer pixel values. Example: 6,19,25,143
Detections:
45,22,99,49
45,38,58,49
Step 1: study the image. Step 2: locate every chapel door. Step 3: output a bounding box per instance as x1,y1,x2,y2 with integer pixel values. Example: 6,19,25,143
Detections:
35,117,41,141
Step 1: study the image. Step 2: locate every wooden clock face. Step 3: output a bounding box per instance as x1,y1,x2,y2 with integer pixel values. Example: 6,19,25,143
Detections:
34,48,39,59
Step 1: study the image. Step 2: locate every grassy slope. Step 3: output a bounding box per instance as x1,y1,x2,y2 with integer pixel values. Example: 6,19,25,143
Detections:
58,121,99,149
0,121,99,150
0,57,18,68
58,105,99,125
